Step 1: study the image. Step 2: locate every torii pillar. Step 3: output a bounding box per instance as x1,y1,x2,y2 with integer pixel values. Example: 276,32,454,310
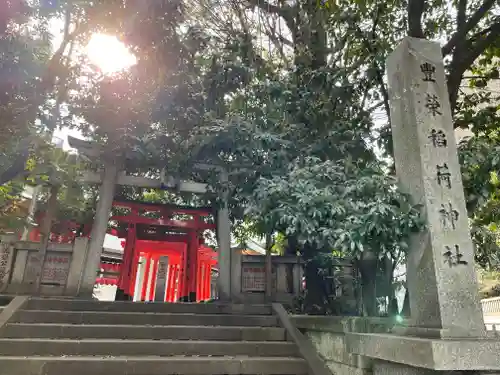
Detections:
79,161,119,297
216,169,232,301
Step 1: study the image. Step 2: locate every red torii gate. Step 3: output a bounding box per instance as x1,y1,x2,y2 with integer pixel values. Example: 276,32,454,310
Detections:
24,200,218,301
129,240,216,302
112,200,217,302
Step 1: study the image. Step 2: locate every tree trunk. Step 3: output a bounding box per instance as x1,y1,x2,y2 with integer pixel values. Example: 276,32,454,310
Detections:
358,250,378,316
339,264,357,315
303,256,326,314
302,244,328,314
285,236,297,297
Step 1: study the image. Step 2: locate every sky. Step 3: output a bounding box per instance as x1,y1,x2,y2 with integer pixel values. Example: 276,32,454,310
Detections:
49,19,137,150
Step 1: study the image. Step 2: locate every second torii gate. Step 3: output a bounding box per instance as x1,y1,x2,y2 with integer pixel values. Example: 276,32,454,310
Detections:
68,136,232,301
112,199,216,301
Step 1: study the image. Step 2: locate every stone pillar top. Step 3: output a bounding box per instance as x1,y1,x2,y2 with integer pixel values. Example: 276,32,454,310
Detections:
387,36,485,338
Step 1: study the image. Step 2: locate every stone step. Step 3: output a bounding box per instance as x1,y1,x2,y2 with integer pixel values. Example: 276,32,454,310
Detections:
0,356,308,375
12,310,279,326
3,323,287,341
0,338,298,357
25,299,272,315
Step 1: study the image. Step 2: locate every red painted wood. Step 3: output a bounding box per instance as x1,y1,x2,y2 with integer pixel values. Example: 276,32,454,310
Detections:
165,264,174,302
110,215,216,230
205,264,211,300
140,254,152,301
148,257,159,301
108,201,218,301
187,231,198,299
117,223,136,293
112,200,212,216
172,265,180,301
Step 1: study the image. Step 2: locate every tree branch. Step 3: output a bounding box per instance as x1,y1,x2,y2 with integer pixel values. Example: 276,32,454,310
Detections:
461,21,500,73
467,16,500,43
263,15,290,63
447,21,500,113
365,100,384,113
354,23,391,122
245,0,290,20
457,0,467,29
442,0,496,56
463,75,500,80
245,0,297,35
407,0,425,38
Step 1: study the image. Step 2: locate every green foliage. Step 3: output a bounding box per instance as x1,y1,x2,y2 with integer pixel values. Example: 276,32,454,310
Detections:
0,138,95,233
0,179,27,232
459,133,500,269
247,157,423,258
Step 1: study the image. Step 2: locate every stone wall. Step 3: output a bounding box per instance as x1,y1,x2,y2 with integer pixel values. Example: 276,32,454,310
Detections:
0,236,90,296
291,315,396,375
230,252,305,304
230,252,355,306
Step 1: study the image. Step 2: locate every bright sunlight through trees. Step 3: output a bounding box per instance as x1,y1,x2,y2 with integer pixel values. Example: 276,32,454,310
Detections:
85,34,136,74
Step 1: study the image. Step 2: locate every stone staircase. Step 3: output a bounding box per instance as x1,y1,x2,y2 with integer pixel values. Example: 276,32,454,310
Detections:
0,298,308,375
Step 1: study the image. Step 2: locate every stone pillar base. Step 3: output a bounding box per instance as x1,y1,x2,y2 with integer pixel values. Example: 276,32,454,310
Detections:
374,360,437,375
391,324,487,340
346,332,500,371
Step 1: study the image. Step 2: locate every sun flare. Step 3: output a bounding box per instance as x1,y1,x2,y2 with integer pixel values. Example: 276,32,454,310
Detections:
85,34,137,74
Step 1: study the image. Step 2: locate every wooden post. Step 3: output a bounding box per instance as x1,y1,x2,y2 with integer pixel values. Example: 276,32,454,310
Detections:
116,222,136,300
148,257,159,301
186,230,199,302
141,254,152,301
178,250,186,302
166,264,174,302
174,264,181,301
205,264,211,300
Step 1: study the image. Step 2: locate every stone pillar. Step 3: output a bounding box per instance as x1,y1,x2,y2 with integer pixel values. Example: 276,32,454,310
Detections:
65,237,90,296
80,163,119,297
231,247,242,301
387,37,485,337
216,170,232,301
0,235,17,293
34,184,59,293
